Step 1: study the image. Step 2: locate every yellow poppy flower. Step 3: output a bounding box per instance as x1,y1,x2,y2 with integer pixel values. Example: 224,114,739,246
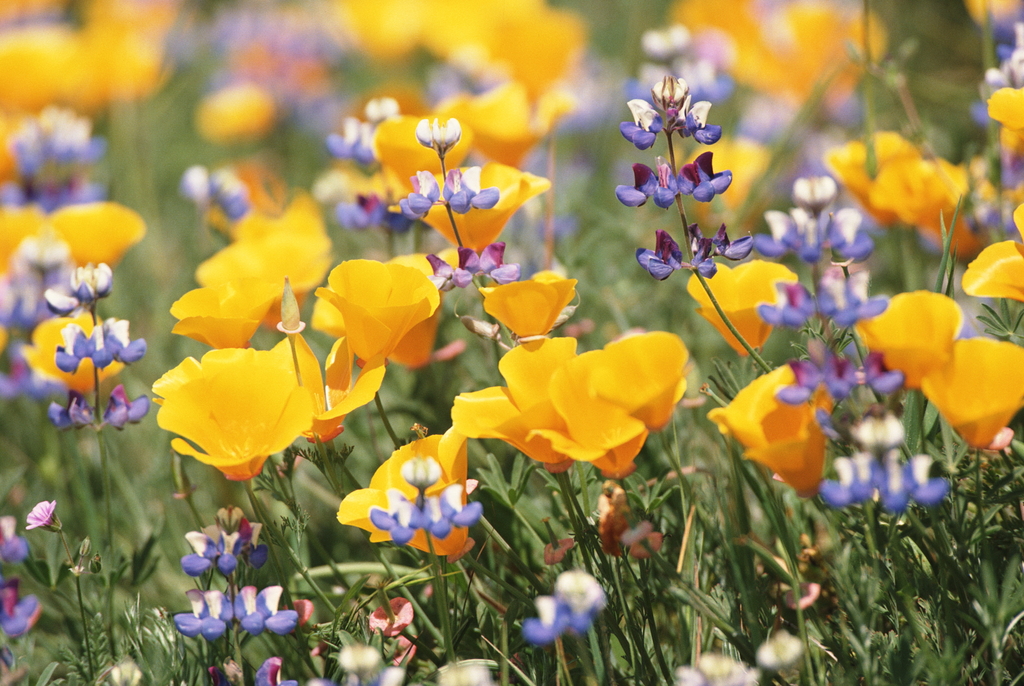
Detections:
49,202,146,267
196,83,278,145
290,335,385,442
0,325,6,356
0,205,46,275
826,132,921,226
71,18,166,111
0,25,78,113
373,115,473,194
23,314,124,393
422,162,549,250
686,261,799,355
154,347,313,481
436,81,575,167
707,366,829,496
989,87,1024,135
314,259,440,363
337,429,470,556
962,204,1024,301
479,273,576,340
170,279,281,349
855,291,962,390
920,338,1024,448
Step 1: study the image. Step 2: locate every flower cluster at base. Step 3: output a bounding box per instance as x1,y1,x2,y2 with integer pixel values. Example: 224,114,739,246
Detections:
180,506,268,577
399,167,499,220
637,225,752,280
369,456,482,547
758,269,888,330
427,243,520,291
1,512,41,638
49,385,149,430
522,570,606,646
173,585,297,640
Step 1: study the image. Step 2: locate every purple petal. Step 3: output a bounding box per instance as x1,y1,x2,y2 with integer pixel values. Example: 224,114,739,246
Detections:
616,186,648,207
471,187,500,210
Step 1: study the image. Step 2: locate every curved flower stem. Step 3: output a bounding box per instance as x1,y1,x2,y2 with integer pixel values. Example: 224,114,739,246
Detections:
374,392,402,451
439,157,464,248
426,534,457,662
692,272,772,372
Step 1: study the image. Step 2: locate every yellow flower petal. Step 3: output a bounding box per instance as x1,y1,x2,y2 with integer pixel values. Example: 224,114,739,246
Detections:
49,202,146,267
170,279,281,349
196,82,277,145
962,240,1024,301
989,87,1024,134
480,275,576,339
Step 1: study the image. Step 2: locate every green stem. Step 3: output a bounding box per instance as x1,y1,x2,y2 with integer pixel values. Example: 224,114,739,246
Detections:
59,531,94,682
862,0,877,177
374,392,403,451
478,516,547,594
426,534,457,661
438,157,464,247
693,272,772,372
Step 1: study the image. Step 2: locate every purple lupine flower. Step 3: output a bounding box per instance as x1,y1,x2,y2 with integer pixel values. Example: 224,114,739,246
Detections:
54,323,112,373
0,518,28,564
619,99,663,150
757,282,815,328
816,270,887,328
681,100,723,144
47,390,94,429
636,229,684,280
651,158,680,208
650,76,722,144
336,194,387,230
369,489,436,546
427,243,520,291
101,319,147,364
677,152,732,202
174,590,233,640
399,171,441,220
710,223,753,260
180,515,267,577
234,586,299,636
439,484,483,528
819,453,879,508
777,343,859,404
208,667,231,686
754,208,825,263
523,570,605,646
827,208,873,260
615,163,659,207
443,167,499,214
25,501,57,531
44,263,113,316
0,344,65,401
862,352,904,395
877,453,949,513
327,117,376,165
103,385,150,429
0,577,40,637
255,657,299,686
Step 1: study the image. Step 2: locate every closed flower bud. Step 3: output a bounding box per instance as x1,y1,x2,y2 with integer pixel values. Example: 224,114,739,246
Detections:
792,176,838,215
415,118,462,157
461,316,500,340
652,75,689,111
401,456,442,490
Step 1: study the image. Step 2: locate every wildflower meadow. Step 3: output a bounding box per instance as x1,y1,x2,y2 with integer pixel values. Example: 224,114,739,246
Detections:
2,0,1024,684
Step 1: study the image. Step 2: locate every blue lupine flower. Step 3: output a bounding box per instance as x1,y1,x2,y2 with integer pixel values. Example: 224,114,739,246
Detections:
44,263,114,316
522,570,605,646
173,590,233,640
757,282,815,328
327,117,376,165
650,76,722,144
616,163,660,207
619,99,663,150
103,385,149,430
427,243,520,291
816,270,887,328
677,152,731,202
0,576,40,638
399,171,441,220
819,453,879,508
336,194,387,230
0,344,64,401
0,518,28,565
827,208,873,260
54,324,111,373
680,100,722,144
862,352,904,395
776,342,859,404
234,586,299,636
180,167,251,221
636,229,684,280
443,167,500,214
877,454,949,514
101,319,147,364
180,515,268,577
47,390,94,429
255,657,298,686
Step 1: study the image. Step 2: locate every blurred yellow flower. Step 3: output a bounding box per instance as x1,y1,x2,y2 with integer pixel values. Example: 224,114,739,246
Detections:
963,0,1021,24
423,162,549,250
855,291,962,390
826,132,919,225
337,429,470,556
23,314,123,393
49,202,146,267
154,347,313,481
170,279,281,349
920,338,1024,449
0,205,47,275
291,335,385,442
480,273,576,340
196,83,278,145
0,25,77,113
374,115,473,193
963,204,1024,301
686,261,798,355
314,259,440,363
437,82,575,167
453,332,688,478
989,87,1024,135
707,366,829,496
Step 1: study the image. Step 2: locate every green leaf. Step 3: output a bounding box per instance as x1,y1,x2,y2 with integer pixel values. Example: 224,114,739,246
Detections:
34,662,59,686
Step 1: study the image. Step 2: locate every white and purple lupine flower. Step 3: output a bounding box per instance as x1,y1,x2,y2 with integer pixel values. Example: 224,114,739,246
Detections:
336,194,413,233
103,385,150,430
616,158,679,209
255,657,299,686
620,99,664,150
754,206,872,263
399,171,442,220
333,644,405,686
636,230,685,280
415,118,462,158
757,282,816,329
427,243,520,291
820,452,948,513
776,352,859,405
862,352,904,395
0,576,40,638
44,263,114,316
327,117,377,165
443,167,499,214
54,319,146,375
650,76,723,144
180,516,268,577
636,224,751,281
174,589,233,640
522,570,606,646
677,152,731,202
180,167,251,221
47,390,95,429
0,518,28,564
234,586,299,636
819,452,881,509
816,270,888,328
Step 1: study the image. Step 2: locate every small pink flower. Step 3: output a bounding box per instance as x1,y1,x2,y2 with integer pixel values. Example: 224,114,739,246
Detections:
621,521,664,559
369,598,414,637
292,599,314,626
393,635,417,666
784,582,821,611
986,427,1015,452
25,501,57,531
543,538,575,565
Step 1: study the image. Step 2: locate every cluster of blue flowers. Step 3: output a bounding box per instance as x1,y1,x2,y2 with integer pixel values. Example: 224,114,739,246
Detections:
0,517,39,638
426,242,520,291
180,507,268,578
368,456,483,547
757,269,888,331
179,165,252,222
636,225,751,281
522,570,606,646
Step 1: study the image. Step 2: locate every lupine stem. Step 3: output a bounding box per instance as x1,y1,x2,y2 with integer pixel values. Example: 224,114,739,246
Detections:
693,272,772,372
58,530,95,682
426,534,457,662
439,157,465,248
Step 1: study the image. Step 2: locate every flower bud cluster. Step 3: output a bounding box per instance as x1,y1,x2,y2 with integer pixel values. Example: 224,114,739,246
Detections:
180,166,251,221
426,243,520,291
